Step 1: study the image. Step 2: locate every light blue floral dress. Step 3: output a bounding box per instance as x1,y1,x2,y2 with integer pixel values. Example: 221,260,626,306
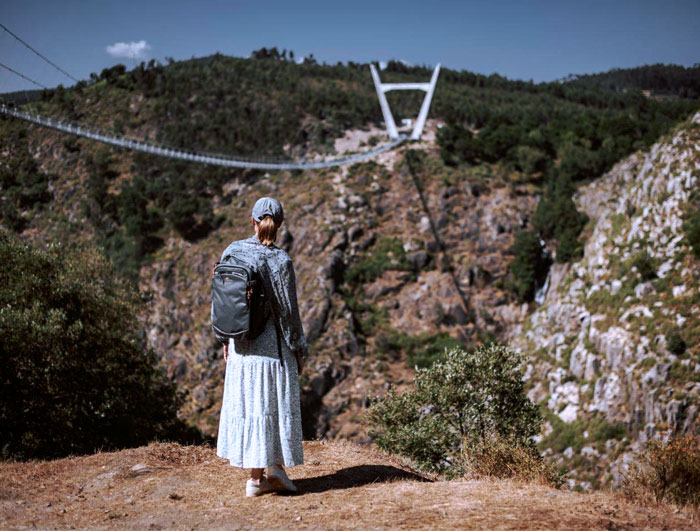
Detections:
215,235,308,468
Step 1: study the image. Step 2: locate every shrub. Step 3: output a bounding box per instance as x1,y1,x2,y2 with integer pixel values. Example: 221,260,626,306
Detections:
668,332,687,356
623,435,700,509
366,343,560,485
539,413,587,454
683,207,700,259
437,123,481,166
632,250,657,281
514,145,548,175
0,230,197,460
508,230,552,302
555,226,586,263
345,236,412,285
375,327,463,369
167,191,217,242
460,432,564,486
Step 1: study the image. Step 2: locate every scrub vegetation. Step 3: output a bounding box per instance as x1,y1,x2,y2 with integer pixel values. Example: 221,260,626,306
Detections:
367,343,562,485
0,230,199,460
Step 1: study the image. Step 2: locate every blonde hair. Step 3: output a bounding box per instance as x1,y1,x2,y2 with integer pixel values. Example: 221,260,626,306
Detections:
257,216,278,247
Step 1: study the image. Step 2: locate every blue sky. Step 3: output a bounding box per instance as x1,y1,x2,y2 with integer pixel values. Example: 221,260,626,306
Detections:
1,0,699,93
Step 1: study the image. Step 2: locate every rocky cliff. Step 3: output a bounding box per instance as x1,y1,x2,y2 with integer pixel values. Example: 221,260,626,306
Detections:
511,112,700,489
137,122,537,441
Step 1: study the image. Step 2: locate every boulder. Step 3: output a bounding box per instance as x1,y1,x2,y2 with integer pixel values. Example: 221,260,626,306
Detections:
305,296,331,343
641,363,669,387
406,250,430,271
591,373,621,416
359,233,376,251
584,354,600,381
569,344,588,379
192,384,210,410
323,250,346,290
348,225,364,242
635,281,655,298
441,301,469,325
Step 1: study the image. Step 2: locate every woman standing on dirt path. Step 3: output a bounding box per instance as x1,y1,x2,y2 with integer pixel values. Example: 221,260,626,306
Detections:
215,197,308,497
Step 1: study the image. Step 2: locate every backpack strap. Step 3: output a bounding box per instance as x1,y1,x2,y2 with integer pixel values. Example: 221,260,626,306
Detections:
274,317,284,367
255,244,285,368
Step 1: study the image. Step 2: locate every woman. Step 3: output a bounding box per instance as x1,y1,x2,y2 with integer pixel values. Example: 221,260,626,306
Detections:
216,196,308,497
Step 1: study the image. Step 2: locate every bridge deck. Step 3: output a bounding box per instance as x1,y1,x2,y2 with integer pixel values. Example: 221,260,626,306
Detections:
0,104,405,170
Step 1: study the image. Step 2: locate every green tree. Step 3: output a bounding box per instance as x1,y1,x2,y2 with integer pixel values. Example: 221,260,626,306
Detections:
0,230,196,460
508,230,552,302
532,175,589,263
683,206,700,259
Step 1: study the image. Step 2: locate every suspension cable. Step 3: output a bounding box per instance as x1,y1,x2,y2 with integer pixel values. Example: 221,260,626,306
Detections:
0,61,47,89
0,22,78,83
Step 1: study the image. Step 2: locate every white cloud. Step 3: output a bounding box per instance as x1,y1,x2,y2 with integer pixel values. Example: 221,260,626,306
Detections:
106,40,152,60
379,61,387,71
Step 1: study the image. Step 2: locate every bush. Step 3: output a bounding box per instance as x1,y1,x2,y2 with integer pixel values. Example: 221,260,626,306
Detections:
366,343,560,485
623,435,700,509
632,250,657,281
0,230,197,460
460,432,563,486
683,207,700,259
508,230,552,302
540,412,625,454
514,145,548,175
345,236,412,285
668,332,687,356
437,123,482,166
167,191,217,242
375,327,463,369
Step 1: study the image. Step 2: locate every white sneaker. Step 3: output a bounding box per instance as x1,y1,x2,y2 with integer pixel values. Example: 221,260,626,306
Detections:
246,476,274,497
267,464,298,493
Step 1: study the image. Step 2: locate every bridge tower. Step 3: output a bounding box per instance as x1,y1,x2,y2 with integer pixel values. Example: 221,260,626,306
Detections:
370,63,440,140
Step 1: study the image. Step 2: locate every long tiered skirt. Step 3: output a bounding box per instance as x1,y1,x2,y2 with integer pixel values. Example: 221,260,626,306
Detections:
216,318,304,468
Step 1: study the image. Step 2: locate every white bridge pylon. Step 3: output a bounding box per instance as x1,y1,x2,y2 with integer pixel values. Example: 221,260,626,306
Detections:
370,63,440,141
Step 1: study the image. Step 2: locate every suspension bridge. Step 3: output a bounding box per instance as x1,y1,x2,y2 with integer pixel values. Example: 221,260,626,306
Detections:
0,22,438,170
0,103,406,170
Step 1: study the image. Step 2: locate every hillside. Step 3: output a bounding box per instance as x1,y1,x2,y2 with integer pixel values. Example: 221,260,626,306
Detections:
561,63,700,98
511,112,700,489
1,441,697,530
2,55,700,487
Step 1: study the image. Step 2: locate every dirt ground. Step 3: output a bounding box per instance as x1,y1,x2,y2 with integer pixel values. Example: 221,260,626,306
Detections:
1,441,696,530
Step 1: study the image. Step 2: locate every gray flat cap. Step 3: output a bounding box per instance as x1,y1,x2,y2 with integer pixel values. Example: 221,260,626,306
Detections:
252,197,284,225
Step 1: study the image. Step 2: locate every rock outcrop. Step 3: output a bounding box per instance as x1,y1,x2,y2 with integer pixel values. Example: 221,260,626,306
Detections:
511,112,700,489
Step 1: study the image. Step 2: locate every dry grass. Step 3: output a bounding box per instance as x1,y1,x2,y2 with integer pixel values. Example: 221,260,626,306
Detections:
1,440,697,530
622,435,700,516
459,435,565,488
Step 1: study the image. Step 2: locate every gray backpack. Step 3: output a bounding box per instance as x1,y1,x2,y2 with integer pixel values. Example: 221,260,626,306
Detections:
211,245,283,361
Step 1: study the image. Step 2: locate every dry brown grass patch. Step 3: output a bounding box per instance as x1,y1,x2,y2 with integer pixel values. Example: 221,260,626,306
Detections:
144,441,215,466
459,435,565,487
622,434,700,515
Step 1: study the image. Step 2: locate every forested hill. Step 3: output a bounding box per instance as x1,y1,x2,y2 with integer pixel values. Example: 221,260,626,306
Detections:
4,53,699,279
29,54,700,159
560,63,700,98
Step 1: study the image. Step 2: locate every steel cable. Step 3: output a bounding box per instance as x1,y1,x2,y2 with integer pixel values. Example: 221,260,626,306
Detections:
0,22,78,82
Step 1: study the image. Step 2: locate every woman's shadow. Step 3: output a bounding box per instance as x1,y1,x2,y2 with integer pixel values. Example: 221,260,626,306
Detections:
287,465,431,495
